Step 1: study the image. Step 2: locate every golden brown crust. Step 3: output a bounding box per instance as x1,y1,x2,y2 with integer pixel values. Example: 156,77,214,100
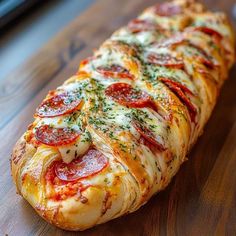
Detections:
11,135,36,194
11,0,235,231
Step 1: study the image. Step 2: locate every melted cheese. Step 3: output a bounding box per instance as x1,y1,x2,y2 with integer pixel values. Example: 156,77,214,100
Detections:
58,133,90,163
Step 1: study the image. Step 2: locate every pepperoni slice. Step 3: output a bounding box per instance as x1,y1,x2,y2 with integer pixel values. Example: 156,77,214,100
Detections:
96,65,134,80
54,149,108,181
35,125,80,146
155,34,185,49
132,120,166,151
154,2,182,16
127,19,160,33
160,77,194,95
159,78,197,122
105,83,156,110
198,56,215,69
194,26,223,40
187,42,215,69
147,52,184,69
36,92,82,118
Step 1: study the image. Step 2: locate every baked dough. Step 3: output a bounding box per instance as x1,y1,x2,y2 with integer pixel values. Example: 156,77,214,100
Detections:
11,0,235,231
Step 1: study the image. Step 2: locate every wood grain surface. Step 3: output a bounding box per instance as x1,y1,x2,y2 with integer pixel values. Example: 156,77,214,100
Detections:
0,0,235,235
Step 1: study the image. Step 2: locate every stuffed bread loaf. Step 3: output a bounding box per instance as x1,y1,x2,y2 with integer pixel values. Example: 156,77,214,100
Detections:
11,0,235,231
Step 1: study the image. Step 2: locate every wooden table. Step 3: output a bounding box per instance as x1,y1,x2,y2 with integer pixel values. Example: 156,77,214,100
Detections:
0,0,235,235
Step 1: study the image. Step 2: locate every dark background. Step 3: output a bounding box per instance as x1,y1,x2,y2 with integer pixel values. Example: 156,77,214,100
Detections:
0,0,95,81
